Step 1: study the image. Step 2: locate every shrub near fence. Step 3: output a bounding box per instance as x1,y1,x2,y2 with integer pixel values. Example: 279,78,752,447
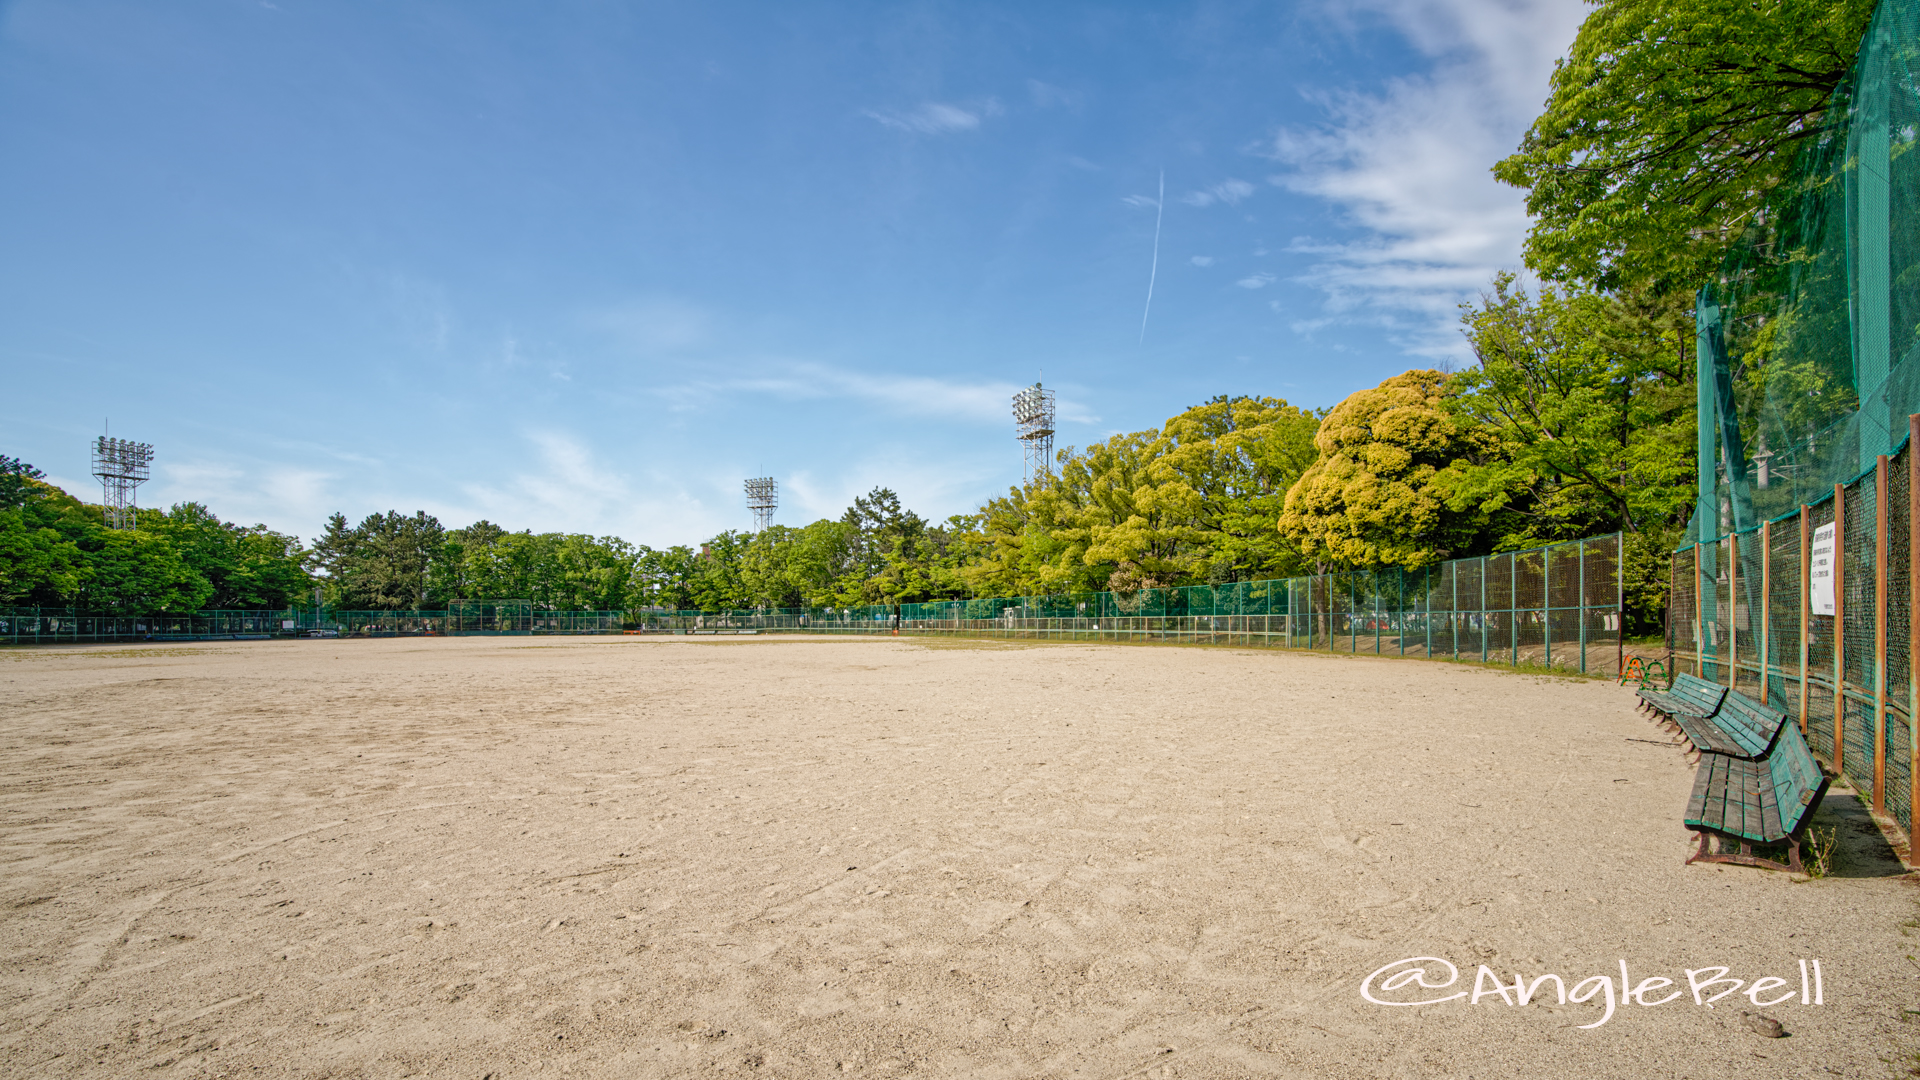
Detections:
642,533,1626,677
1670,415,1920,848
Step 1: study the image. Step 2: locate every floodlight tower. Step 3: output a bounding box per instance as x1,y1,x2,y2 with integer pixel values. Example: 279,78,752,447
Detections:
91,435,154,530
1012,382,1056,483
745,476,778,531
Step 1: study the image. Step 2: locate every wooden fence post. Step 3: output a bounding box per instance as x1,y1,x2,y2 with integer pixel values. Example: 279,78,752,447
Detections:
1836,483,1847,776
1876,454,1890,814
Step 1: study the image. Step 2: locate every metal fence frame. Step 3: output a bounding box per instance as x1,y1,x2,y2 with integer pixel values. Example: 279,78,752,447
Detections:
2,535,1625,676
0,606,629,643
637,533,1626,676
1671,413,1920,847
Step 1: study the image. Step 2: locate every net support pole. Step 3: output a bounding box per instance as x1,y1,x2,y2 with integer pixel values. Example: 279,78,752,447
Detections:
1875,454,1890,815
1579,542,1588,674
1760,521,1772,704
1694,543,1705,678
1801,504,1812,735
1728,531,1739,692
1910,413,1920,848
1543,547,1552,670
1616,535,1625,679
1835,483,1848,776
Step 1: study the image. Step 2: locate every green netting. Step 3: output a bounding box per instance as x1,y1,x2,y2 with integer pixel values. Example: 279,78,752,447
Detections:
1691,0,1920,542
0,605,631,643
1672,428,1915,839
636,534,1625,676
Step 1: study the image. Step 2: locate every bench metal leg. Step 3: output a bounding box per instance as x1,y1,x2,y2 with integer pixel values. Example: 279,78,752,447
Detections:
1686,829,1803,873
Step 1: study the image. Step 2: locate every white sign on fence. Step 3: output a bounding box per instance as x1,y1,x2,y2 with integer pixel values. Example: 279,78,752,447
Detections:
1809,522,1837,616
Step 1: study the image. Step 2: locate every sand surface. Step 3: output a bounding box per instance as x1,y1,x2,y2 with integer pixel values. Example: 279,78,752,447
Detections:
1,635,1916,1078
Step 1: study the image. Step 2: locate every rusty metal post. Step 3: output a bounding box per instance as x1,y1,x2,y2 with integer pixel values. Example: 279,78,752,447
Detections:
1761,520,1771,704
1801,504,1812,735
1876,454,1890,814
1910,414,1920,847
1695,542,1705,678
1835,483,1847,776
1729,531,1740,692
1758,522,1774,707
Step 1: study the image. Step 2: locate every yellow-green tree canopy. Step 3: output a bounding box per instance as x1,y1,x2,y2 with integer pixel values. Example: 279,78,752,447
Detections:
959,395,1322,596
1279,370,1495,569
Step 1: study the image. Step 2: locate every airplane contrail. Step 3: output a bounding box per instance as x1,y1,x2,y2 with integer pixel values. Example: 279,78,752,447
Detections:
1139,170,1163,344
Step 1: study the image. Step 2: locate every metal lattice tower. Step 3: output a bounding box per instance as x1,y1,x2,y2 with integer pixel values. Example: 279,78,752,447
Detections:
744,476,778,531
1012,382,1056,483
91,435,154,530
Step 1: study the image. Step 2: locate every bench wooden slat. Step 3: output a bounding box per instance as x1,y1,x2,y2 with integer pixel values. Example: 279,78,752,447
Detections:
1638,673,1729,721
1685,724,1828,846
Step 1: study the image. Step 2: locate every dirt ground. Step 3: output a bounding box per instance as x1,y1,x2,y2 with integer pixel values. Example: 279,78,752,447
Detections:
1,635,1917,1079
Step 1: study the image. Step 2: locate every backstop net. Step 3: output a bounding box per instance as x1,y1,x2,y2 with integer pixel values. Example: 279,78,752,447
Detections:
1675,0,1920,848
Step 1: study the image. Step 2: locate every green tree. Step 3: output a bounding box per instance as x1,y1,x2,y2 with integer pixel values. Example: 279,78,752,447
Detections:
632,545,700,611
1279,370,1498,569
1444,275,1697,547
312,510,445,609
1495,0,1876,294
143,502,312,609
0,475,88,604
73,529,212,614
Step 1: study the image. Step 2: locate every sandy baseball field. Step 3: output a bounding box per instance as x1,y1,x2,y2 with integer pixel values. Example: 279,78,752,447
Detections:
1,635,1916,1078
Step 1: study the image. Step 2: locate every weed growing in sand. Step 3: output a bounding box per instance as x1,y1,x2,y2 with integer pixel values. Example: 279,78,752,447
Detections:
1804,827,1839,879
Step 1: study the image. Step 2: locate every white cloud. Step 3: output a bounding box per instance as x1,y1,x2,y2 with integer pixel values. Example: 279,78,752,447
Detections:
1259,0,1585,359
1237,272,1277,289
583,297,711,353
1027,80,1084,110
1121,193,1160,209
1181,178,1256,208
1191,255,1215,267
863,100,1000,135
651,361,1021,425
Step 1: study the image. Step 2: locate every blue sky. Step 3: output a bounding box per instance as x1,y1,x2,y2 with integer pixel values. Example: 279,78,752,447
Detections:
0,0,1584,547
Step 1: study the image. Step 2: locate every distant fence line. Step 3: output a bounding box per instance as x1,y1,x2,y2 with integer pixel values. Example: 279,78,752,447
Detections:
1,533,1625,675
1669,415,1920,847
0,607,626,643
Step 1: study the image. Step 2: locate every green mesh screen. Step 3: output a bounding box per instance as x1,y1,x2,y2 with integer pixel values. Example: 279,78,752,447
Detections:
1673,431,1916,839
1691,0,1920,543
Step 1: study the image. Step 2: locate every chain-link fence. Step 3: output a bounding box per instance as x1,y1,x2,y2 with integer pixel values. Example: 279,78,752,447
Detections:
639,533,1626,676
0,606,629,643
1671,415,1919,846
4,535,1625,674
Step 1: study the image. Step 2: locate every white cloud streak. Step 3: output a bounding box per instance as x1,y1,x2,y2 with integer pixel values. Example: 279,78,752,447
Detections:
1260,0,1586,359
1181,178,1256,207
863,100,1000,134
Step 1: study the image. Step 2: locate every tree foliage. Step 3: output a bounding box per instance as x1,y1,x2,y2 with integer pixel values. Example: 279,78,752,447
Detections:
1279,371,1498,569
1444,275,1697,548
0,465,307,612
1494,0,1876,294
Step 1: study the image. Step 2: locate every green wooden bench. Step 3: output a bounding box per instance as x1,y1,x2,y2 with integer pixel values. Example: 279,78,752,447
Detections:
1659,686,1790,759
1688,690,1791,760
1684,721,1830,873
1636,672,1727,723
